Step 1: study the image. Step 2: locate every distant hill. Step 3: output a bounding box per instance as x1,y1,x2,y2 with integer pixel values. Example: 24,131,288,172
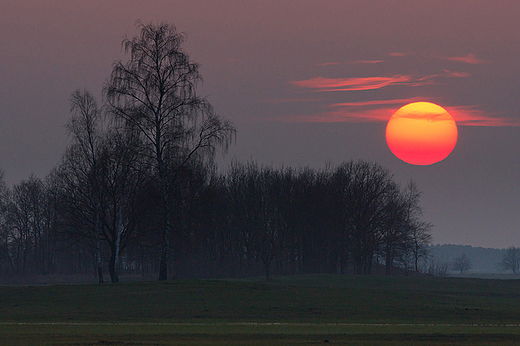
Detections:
430,244,508,274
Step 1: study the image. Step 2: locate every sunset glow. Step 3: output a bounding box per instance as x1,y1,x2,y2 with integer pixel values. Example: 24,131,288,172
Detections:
385,102,458,165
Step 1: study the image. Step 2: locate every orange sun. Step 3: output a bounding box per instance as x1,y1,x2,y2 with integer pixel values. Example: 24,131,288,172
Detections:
385,102,458,165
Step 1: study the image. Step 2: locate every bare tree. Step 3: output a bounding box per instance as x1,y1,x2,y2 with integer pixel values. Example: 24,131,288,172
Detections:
254,167,287,281
7,175,48,274
60,90,105,283
407,221,432,272
427,256,449,277
341,161,398,274
500,246,520,274
451,253,472,274
40,170,61,275
401,182,432,272
97,128,149,283
105,22,235,280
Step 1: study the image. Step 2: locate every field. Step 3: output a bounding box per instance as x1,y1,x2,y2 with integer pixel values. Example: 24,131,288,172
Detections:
2,274,520,345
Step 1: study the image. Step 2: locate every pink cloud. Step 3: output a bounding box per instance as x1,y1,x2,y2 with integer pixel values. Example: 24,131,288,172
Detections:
389,52,406,57
331,97,423,108
347,59,384,64
316,61,341,66
317,59,383,67
446,106,520,126
292,70,471,92
291,75,413,91
271,99,520,127
447,54,488,64
290,70,470,91
443,70,471,78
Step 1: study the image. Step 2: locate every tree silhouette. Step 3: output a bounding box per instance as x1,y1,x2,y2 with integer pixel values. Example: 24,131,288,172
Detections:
66,90,105,282
451,253,472,274
500,246,520,274
105,22,235,280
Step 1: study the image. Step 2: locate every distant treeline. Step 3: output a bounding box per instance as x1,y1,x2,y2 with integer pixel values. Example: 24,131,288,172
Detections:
430,244,509,274
0,159,432,282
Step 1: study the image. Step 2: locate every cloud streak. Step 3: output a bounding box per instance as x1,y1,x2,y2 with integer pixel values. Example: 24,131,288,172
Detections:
292,70,469,92
291,75,413,92
316,59,384,67
316,61,341,66
388,51,488,65
447,54,488,65
286,57,512,126
347,59,384,65
447,106,520,126
274,99,520,127
389,52,406,57
331,98,422,108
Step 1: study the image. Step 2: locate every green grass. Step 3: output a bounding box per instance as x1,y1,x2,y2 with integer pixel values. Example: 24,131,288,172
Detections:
2,274,520,344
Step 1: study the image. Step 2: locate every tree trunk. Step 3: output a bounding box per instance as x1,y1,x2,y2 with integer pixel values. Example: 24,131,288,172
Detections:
111,202,123,283
385,245,393,275
96,241,104,284
263,257,271,281
158,182,171,281
265,265,271,281
95,208,104,283
109,251,116,283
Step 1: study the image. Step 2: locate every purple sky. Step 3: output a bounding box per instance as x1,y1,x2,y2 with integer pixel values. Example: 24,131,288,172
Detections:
2,1,520,248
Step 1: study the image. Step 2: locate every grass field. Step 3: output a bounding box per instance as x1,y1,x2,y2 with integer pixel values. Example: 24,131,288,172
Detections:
2,274,520,345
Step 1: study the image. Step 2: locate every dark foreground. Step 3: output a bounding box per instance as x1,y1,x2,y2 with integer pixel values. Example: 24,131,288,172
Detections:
2,274,520,345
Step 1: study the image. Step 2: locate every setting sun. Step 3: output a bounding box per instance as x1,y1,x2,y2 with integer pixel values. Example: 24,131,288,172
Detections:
385,102,458,165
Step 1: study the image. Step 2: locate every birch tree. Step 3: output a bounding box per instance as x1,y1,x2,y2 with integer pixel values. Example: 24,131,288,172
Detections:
105,22,235,280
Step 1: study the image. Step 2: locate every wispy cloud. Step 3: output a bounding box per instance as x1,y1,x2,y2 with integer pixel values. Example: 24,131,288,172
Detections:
291,75,413,92
272,99,520,127
447,106,520,126
388,51,488,65
285,57,512,126
331,97,423,108
316,61,341,66
447,54,488,65
347,59,384,65
316,59,384,67
291,70,469,92
442,70,471,78
275,98,422,123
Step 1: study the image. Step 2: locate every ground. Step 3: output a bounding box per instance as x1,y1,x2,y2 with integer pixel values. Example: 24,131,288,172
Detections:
2,274,520,345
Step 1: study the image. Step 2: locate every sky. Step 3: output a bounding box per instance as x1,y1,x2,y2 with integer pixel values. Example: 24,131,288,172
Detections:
1,1,520,248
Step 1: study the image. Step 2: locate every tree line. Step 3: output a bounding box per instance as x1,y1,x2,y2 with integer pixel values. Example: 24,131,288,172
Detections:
0,22,432,283
0,159,432,282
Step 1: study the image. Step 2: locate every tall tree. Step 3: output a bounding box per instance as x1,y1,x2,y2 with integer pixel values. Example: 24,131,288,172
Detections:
341,161,398,274
97,128,147,283
105,22,235,280
60,90,105,283
398,181,432,273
